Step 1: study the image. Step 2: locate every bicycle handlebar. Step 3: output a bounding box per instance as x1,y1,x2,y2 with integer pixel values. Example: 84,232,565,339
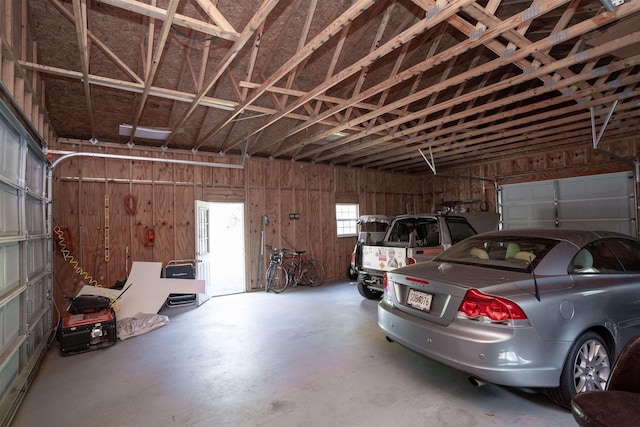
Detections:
265,245,306,257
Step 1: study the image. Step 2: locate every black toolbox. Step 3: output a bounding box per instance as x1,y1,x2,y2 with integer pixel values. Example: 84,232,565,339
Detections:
59,308,116,356
164,259,197,307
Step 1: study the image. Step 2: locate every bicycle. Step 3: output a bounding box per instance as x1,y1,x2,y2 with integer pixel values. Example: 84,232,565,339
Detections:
265,245,325,293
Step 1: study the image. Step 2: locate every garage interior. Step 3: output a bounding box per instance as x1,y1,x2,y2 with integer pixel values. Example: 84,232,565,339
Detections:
1,0,639,425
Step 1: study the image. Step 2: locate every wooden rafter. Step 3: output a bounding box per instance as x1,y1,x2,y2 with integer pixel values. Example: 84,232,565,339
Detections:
356,57,640,168
128,0,180,144
95,0,239,41
49,0,142,84
197,0,378,152
164,0,281,147
71,0,95,139
22,0,640,173
298,1,638,162
18,60,396,129
192,0,236,33
278,0,573,159
237,0,479,156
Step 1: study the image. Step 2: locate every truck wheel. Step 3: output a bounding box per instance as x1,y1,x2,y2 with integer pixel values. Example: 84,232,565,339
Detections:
347,265,358,280
357,274,382,299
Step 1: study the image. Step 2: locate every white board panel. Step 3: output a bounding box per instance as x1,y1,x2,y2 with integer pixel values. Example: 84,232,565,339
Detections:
79,261,205,320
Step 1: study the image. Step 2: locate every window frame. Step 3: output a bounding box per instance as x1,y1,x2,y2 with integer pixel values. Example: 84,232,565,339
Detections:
336,203,359,237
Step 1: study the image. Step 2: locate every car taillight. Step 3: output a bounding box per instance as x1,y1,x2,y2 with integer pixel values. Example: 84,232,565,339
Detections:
383,274,393,303
458,289,527,322
407,257,416,265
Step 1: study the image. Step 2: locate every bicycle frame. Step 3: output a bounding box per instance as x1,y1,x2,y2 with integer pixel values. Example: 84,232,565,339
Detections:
265,245,324,292
282,251,306,285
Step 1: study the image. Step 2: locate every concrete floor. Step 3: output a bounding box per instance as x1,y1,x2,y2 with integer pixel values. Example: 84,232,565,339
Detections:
11,280,576,427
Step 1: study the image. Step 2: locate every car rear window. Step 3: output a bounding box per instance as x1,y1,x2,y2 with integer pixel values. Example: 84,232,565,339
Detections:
436,235,558,272
386,217,438,244
444,217,477,243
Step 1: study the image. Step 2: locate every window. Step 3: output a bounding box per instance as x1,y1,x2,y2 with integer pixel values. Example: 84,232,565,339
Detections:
573,238,640,274
336,204,359,237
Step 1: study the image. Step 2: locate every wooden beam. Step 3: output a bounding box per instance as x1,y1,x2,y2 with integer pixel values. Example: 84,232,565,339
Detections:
299,1,639,161
281,0,317,108
96,0,239,41
72,0,95,139
128,0,180,144
345,64,640,167
164,0,281,147
198,0,378,151
17,60,392,134
343,2,395,124
240,21,265,101
266,0,572,158
356,73,640,168
227,0,479,155
48,0,142,83
192,0,236,33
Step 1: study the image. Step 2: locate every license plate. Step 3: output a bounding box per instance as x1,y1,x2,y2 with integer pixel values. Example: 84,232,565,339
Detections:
407,288,433,312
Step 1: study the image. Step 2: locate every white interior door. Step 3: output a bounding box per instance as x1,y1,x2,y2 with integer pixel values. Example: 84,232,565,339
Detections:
195,201,214,304
195,201,245,303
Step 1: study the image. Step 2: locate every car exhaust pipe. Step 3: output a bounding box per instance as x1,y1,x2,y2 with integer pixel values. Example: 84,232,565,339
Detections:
468,377,487,387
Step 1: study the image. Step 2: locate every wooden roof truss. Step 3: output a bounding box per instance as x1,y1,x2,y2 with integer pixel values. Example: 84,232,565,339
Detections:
19,0,640,172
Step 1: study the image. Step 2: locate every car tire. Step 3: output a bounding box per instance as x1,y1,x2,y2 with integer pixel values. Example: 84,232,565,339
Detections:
347,265,358,280
357,273,382,299
546,331,612,409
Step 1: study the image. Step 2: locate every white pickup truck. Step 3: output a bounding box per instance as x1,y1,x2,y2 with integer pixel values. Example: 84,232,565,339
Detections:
356,214,479,299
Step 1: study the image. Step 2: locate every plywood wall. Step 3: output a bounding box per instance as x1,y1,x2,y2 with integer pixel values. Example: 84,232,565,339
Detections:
51,139,435,306
51,135,639,310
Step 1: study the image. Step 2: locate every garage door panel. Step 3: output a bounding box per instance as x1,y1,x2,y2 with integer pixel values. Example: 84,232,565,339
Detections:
503,219,556,229
560,219,632,235
0,101,52,424
558,175,631,199
558,199,631,219
500,172,635,236
501,182,554,202
0,116,21,186
503,204,556,221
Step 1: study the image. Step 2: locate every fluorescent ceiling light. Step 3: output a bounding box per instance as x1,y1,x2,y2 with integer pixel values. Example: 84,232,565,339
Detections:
325,131,348,141
119,124,171,140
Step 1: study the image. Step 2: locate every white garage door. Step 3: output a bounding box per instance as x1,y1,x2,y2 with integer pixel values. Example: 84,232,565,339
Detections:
499,172,636,236
0,101,51,424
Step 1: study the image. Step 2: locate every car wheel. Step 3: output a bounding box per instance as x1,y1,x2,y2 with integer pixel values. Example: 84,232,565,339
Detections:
347,264,358,280
546,331,612,409
357,273,382,299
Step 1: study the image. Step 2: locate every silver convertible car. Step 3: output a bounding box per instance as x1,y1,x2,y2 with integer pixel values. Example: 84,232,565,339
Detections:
378,228,640,408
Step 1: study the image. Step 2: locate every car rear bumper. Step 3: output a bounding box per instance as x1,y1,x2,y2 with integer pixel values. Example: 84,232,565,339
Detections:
378,301,570,388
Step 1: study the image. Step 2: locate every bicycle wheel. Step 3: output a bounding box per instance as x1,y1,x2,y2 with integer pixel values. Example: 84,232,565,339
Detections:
297,260,316,286
303,259,325,287
266,263,289,293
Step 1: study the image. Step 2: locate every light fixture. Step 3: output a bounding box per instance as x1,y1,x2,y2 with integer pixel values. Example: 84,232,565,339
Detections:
325,131,348,141
600,0,624,12
119,124,171,141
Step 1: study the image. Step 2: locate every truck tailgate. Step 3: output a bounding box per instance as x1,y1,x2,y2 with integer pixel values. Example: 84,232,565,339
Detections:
361,245,409,271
